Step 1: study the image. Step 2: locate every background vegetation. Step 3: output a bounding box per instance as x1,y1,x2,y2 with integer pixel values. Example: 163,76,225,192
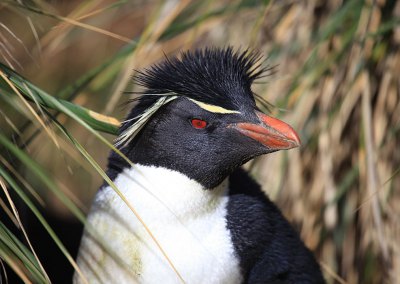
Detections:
0,0,399,283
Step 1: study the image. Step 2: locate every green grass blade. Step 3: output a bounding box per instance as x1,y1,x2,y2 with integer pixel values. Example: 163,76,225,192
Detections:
0,221,47,283
0,165,87,283
0,64,119,135
0,65,132,168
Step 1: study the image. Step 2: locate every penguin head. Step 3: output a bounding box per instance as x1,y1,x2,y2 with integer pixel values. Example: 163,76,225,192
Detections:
116,47,300,189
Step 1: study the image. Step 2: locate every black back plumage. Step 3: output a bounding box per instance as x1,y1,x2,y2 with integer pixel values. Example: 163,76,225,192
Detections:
227,169,325,283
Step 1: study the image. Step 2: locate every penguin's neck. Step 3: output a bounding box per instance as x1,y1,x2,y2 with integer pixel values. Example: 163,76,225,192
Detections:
100,164,229,220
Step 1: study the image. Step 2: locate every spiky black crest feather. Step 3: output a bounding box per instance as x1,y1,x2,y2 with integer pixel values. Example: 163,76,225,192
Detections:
135,47,270,110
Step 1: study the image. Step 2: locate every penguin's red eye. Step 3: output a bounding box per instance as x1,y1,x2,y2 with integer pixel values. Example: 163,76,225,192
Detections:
191,119,207,129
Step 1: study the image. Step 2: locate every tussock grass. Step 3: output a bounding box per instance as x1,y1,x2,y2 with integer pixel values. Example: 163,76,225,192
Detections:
0,0,399,283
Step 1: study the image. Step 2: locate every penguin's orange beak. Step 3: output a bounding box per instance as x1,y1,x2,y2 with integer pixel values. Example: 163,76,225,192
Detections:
233,111,300,151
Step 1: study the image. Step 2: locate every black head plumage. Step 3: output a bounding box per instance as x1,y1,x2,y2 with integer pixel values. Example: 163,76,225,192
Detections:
110,47,293,189
135,47,271,111
117,47,272,146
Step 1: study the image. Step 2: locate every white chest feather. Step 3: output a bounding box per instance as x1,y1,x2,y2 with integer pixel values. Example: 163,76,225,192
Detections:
74,165,242,284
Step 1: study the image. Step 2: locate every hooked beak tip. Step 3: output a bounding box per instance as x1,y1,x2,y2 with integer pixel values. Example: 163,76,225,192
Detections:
233,112,301,151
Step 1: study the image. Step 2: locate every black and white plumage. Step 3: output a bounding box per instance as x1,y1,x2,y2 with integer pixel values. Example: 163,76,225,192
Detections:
74,47,325,284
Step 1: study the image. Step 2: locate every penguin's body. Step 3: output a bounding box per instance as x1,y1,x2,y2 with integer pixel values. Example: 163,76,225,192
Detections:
76,165,242,284
75,48,325,283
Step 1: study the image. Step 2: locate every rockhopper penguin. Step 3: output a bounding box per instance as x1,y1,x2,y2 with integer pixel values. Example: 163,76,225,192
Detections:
74,47,325,284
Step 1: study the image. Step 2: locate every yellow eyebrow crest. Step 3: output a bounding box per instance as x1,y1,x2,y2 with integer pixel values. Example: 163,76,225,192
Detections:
188,99,240,114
